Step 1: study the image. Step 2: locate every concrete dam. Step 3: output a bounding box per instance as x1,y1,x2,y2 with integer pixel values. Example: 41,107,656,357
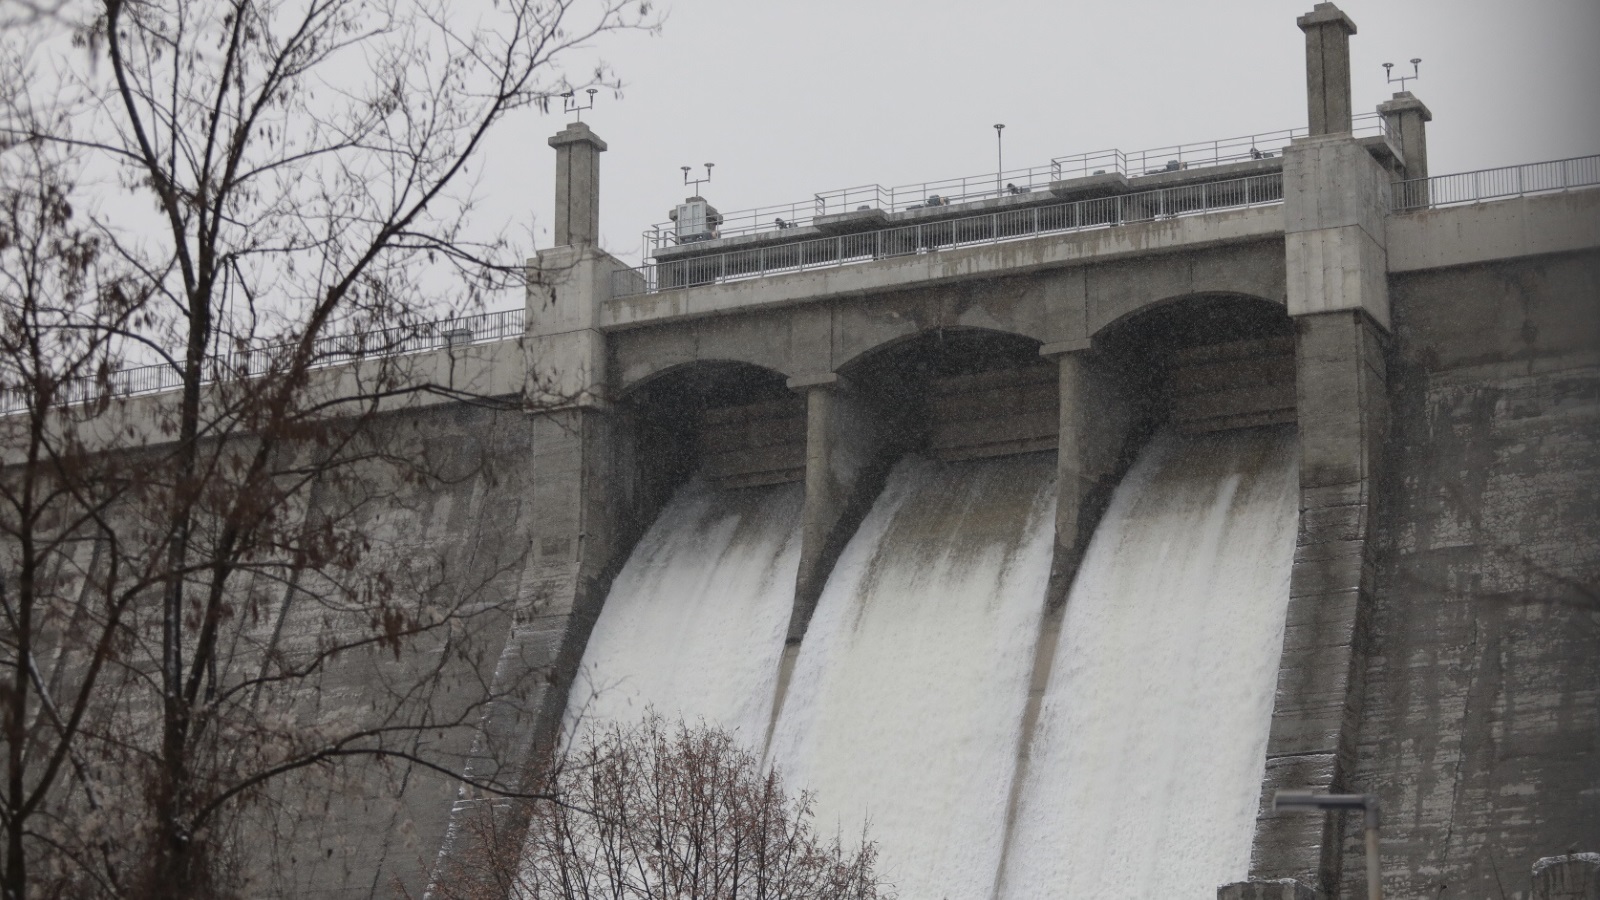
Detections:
26,3,1597,897
456,2,1598,890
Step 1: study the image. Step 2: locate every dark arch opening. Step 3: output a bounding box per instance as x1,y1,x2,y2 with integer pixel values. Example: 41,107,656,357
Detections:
840,327,1056,462
1095,293,1295,441
621,360,803,519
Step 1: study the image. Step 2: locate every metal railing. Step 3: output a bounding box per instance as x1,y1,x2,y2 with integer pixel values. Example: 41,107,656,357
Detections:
642,116,1390,252
1049,112,1389,181
616,173,1285,298
1393,154,1600,212
2,307,525,413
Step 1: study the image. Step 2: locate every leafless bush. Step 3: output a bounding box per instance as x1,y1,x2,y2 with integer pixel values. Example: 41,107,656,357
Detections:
430,714,892,900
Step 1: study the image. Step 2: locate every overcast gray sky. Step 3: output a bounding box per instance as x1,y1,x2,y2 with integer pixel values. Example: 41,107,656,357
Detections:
466,0,1599,271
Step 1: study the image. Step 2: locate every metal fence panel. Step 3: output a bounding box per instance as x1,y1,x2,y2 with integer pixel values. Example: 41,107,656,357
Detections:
3,307,526,413
1394,154,1600,212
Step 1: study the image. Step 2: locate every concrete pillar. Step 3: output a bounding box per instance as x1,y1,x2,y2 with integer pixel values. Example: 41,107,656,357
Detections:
1247,308,1387,893
1218,880,1317,900
1298,3,1358,136
524,243,624,409
433,154,633,889
548,121,607,246
1534,854,1600,900
432,405,633,895
1042,341,1144,603
762,371,905,741
1247,124,1393,893
1283,135,1393,329
785,372,900,644
1376,92,1432,181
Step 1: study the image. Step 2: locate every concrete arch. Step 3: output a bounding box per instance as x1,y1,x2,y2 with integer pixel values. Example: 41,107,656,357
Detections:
610,325,801,395
615,357,791,404
1081,239,1288,339
1090,291,1291,346
833,324,1045,379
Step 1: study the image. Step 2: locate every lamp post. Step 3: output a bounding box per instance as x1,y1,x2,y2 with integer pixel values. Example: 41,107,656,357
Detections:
994,123,1005,200
1273,791,1383,899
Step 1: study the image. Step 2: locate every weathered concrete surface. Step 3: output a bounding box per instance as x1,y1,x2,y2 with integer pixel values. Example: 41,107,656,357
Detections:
527,243,633,408
1377,92,1431,182
786,374,903,645
1219,879,1318,900
231,402,542,900
1534,854,1600,900
0,337,531,462
1336,249,1600,899
1387,189,1600,274
1250,310,1389,895
1298,3,1357,137
607,239,1287,398
1284,135,1393,327
547,122,606,247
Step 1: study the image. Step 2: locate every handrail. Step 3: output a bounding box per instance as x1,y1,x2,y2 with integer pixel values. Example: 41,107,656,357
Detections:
617,172,1286,298
642,115,1390,252
1393,154,1600,212
2,307,525,414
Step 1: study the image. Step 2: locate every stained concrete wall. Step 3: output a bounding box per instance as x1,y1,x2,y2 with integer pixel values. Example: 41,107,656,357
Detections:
212,402,541,899
1335,249,1600,899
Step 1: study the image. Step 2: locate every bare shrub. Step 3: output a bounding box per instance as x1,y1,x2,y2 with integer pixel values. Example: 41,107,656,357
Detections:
430,715,892,900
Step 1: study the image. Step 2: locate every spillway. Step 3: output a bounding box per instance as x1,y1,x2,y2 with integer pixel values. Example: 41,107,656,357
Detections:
767,453,1058,900
565,478,802,744
997,425,1300,899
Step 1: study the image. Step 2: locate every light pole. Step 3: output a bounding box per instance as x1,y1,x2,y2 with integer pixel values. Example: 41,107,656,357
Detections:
1273,791,1383,899
994,123,1005,199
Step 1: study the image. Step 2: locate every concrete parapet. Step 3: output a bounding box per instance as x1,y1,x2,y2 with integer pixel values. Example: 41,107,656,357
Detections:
1218,879,1317,900
1534,854,1600,899
1386,189,1600,273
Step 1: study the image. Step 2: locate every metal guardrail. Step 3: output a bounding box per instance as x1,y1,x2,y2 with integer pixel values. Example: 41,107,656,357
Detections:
1393,154,1600,212
1049,112,1390,181
643,116,1390,252
2,307,524,413
616,173,1285,298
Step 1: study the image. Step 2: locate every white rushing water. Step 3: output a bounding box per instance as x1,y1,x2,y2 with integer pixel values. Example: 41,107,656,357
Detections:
767,453,1058,900
565,478,802,746
997,426,1299,899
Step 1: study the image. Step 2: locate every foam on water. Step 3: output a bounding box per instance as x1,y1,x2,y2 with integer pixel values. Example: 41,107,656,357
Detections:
566,478,803,746
767,453,1058,900
997,426,1299,899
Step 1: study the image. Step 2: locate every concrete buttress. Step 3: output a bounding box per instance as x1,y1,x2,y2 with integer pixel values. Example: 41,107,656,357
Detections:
1248,105,1394,893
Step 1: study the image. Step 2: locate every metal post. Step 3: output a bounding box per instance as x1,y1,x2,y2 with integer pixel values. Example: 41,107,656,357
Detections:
995,123,1006,200
1274,792,1383,900
1365,806,1383,900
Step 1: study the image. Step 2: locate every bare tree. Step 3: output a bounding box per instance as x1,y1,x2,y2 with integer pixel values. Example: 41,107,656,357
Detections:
0,0,654,897
430,715,891,900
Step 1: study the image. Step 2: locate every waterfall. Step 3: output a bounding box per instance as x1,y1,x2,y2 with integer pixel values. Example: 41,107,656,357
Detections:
767,453,1058,900
565,478,802,745
996,425,1299,899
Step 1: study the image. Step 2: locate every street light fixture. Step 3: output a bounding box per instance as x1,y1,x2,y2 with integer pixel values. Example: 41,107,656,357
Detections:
994,123,1005,200
1273,791,1383,900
